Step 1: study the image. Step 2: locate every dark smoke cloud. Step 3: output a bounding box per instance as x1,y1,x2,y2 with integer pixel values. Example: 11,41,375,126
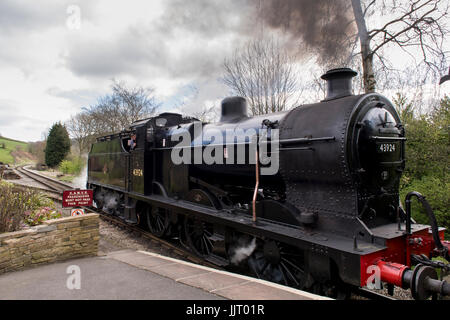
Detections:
66,0,354,89
160,0,355,65
256,0,355,63
158,0,256,37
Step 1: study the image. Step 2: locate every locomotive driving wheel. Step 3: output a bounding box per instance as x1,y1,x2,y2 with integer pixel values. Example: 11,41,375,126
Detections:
146,206,170,238
248,239,305,289
183,189,217,257
184,217,214,257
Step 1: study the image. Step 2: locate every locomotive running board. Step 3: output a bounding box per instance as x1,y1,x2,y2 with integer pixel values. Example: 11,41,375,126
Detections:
127,191,385,257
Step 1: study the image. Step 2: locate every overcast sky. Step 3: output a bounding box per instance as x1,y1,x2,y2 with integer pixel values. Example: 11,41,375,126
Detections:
0,0,260,142
0,1,448,142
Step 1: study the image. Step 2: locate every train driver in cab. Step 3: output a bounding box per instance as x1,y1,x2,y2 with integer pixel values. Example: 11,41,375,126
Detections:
128,133,137,150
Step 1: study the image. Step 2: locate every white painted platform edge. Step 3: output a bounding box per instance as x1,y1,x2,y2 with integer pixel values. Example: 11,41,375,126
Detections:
137,250,332,300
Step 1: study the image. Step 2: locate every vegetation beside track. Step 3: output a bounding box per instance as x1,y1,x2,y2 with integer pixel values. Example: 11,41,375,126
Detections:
0,136,29,165
396,95,449,238
0,181,61,233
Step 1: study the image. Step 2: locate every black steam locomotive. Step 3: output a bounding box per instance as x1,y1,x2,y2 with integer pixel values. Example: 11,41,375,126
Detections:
87,68,450,299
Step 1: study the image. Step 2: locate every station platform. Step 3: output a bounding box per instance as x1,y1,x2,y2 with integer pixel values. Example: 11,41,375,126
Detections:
0,249,330,300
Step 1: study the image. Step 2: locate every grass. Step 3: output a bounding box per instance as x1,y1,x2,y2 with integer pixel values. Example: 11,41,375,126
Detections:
0,136,28,164
59,175,75,183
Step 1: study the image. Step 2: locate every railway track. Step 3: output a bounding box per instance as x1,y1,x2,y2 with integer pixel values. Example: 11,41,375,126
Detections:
16,166,73,192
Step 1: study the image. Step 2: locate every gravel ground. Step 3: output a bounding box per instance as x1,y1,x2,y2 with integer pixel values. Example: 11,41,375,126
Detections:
352,271,450,300
98,219,192,264
371,286,413,300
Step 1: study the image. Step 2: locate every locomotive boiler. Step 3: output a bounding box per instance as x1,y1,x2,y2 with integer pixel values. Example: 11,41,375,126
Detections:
87,68,450,299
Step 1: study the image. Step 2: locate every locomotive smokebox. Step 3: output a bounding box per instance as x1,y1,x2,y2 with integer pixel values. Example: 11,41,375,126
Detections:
321,68,357,101
220,96,248,122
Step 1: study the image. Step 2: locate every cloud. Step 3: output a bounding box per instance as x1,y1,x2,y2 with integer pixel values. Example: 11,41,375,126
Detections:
0,0,267,141
157,0,256,37
0,1,61,32
46,87,103,107
0,0,95,33
63,0,261,81
65,25,170,78
0,99,50,141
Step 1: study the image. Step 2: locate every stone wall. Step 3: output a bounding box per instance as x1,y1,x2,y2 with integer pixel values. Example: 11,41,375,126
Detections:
0,213,99,274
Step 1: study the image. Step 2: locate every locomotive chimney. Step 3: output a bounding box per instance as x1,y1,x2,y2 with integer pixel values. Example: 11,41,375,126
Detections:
219,96,248,122
321,68,357,101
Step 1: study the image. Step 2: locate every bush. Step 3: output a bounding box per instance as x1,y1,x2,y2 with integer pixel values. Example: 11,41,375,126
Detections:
59,158,84,175
400,176,450,233
0,181,62,233
396,95,449,238
23,207,62,227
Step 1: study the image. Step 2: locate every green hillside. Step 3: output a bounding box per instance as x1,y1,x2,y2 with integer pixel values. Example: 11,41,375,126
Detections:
0,136,28,164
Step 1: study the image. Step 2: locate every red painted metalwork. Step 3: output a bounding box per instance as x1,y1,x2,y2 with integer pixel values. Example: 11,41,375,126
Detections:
359,227,446,287
376,260,409,287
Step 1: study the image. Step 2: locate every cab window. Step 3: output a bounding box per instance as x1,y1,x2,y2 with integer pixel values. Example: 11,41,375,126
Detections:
155,117,167,128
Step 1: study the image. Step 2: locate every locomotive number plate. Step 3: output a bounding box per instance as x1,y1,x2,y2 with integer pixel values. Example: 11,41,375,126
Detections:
376,142,397,153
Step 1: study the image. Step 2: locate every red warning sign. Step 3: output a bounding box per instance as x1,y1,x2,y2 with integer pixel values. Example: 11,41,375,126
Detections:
62,190,93,208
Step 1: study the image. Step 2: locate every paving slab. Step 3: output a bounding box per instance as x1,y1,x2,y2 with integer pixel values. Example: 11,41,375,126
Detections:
212,280,311,300
148,262,211,280
106,249,174,269
123,251,330,300
178,271,250,292
0,255,222,300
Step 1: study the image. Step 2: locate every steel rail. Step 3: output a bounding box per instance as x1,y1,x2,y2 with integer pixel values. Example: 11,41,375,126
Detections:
16,166,73,192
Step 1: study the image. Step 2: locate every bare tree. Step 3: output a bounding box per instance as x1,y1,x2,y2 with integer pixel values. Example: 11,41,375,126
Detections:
83,80,160,137
110,80,159,127
222,37,299,115
27,141,46,164
351,0,449,93
189,105,218,123
66,112,96,156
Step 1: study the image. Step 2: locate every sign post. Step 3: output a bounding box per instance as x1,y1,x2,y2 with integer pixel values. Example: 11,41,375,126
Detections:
62,190,93,216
